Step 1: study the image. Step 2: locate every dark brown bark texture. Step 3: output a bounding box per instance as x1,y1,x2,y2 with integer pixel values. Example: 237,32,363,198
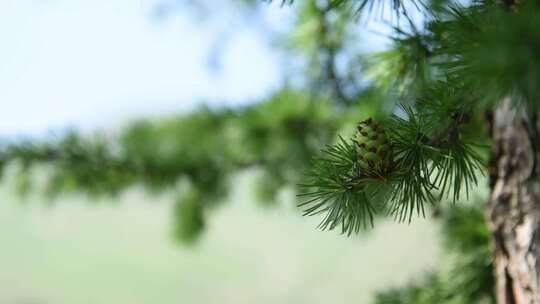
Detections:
487,99,540,304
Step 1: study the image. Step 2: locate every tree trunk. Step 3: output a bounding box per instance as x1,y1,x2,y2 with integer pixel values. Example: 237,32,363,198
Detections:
487,98,540,304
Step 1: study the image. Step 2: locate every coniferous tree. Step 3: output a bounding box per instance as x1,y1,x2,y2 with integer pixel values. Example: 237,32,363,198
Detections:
291,1,540,302
374,203,494,304
2,0,540,303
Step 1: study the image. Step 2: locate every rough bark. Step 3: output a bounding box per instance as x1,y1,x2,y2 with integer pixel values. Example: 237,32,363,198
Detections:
487,98,540,304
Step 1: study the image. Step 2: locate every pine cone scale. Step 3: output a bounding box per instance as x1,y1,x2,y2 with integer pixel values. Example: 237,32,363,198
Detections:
355,118,393,177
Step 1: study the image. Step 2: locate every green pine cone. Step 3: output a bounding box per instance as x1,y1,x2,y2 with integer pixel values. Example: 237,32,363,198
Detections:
355,118,393,177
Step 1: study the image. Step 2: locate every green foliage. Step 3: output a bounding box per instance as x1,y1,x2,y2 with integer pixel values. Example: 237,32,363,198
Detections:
374,203,494,304
174,190,205,244
283,0,523,302
1,1,533,303
435,2,540,106
0,89,387,241
364,31,435,97
296,0,540,235
299,137,379,234
286,0,364,103
442,204,493,302
362,0,540,108
270,0,417,16
386,106,439,220
253,170,284,206
3,0,538,300
300,101,487,232
375,275,449,304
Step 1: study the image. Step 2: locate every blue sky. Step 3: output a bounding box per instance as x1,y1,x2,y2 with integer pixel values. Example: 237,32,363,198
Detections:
0,0,288,136
0,0,395,137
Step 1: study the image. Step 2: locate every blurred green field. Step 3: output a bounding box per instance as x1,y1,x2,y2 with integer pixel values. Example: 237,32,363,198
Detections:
0,172,440,304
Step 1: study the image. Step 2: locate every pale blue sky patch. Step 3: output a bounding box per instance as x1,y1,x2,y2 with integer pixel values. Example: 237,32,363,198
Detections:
0,0,395,137
0,0,284,136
